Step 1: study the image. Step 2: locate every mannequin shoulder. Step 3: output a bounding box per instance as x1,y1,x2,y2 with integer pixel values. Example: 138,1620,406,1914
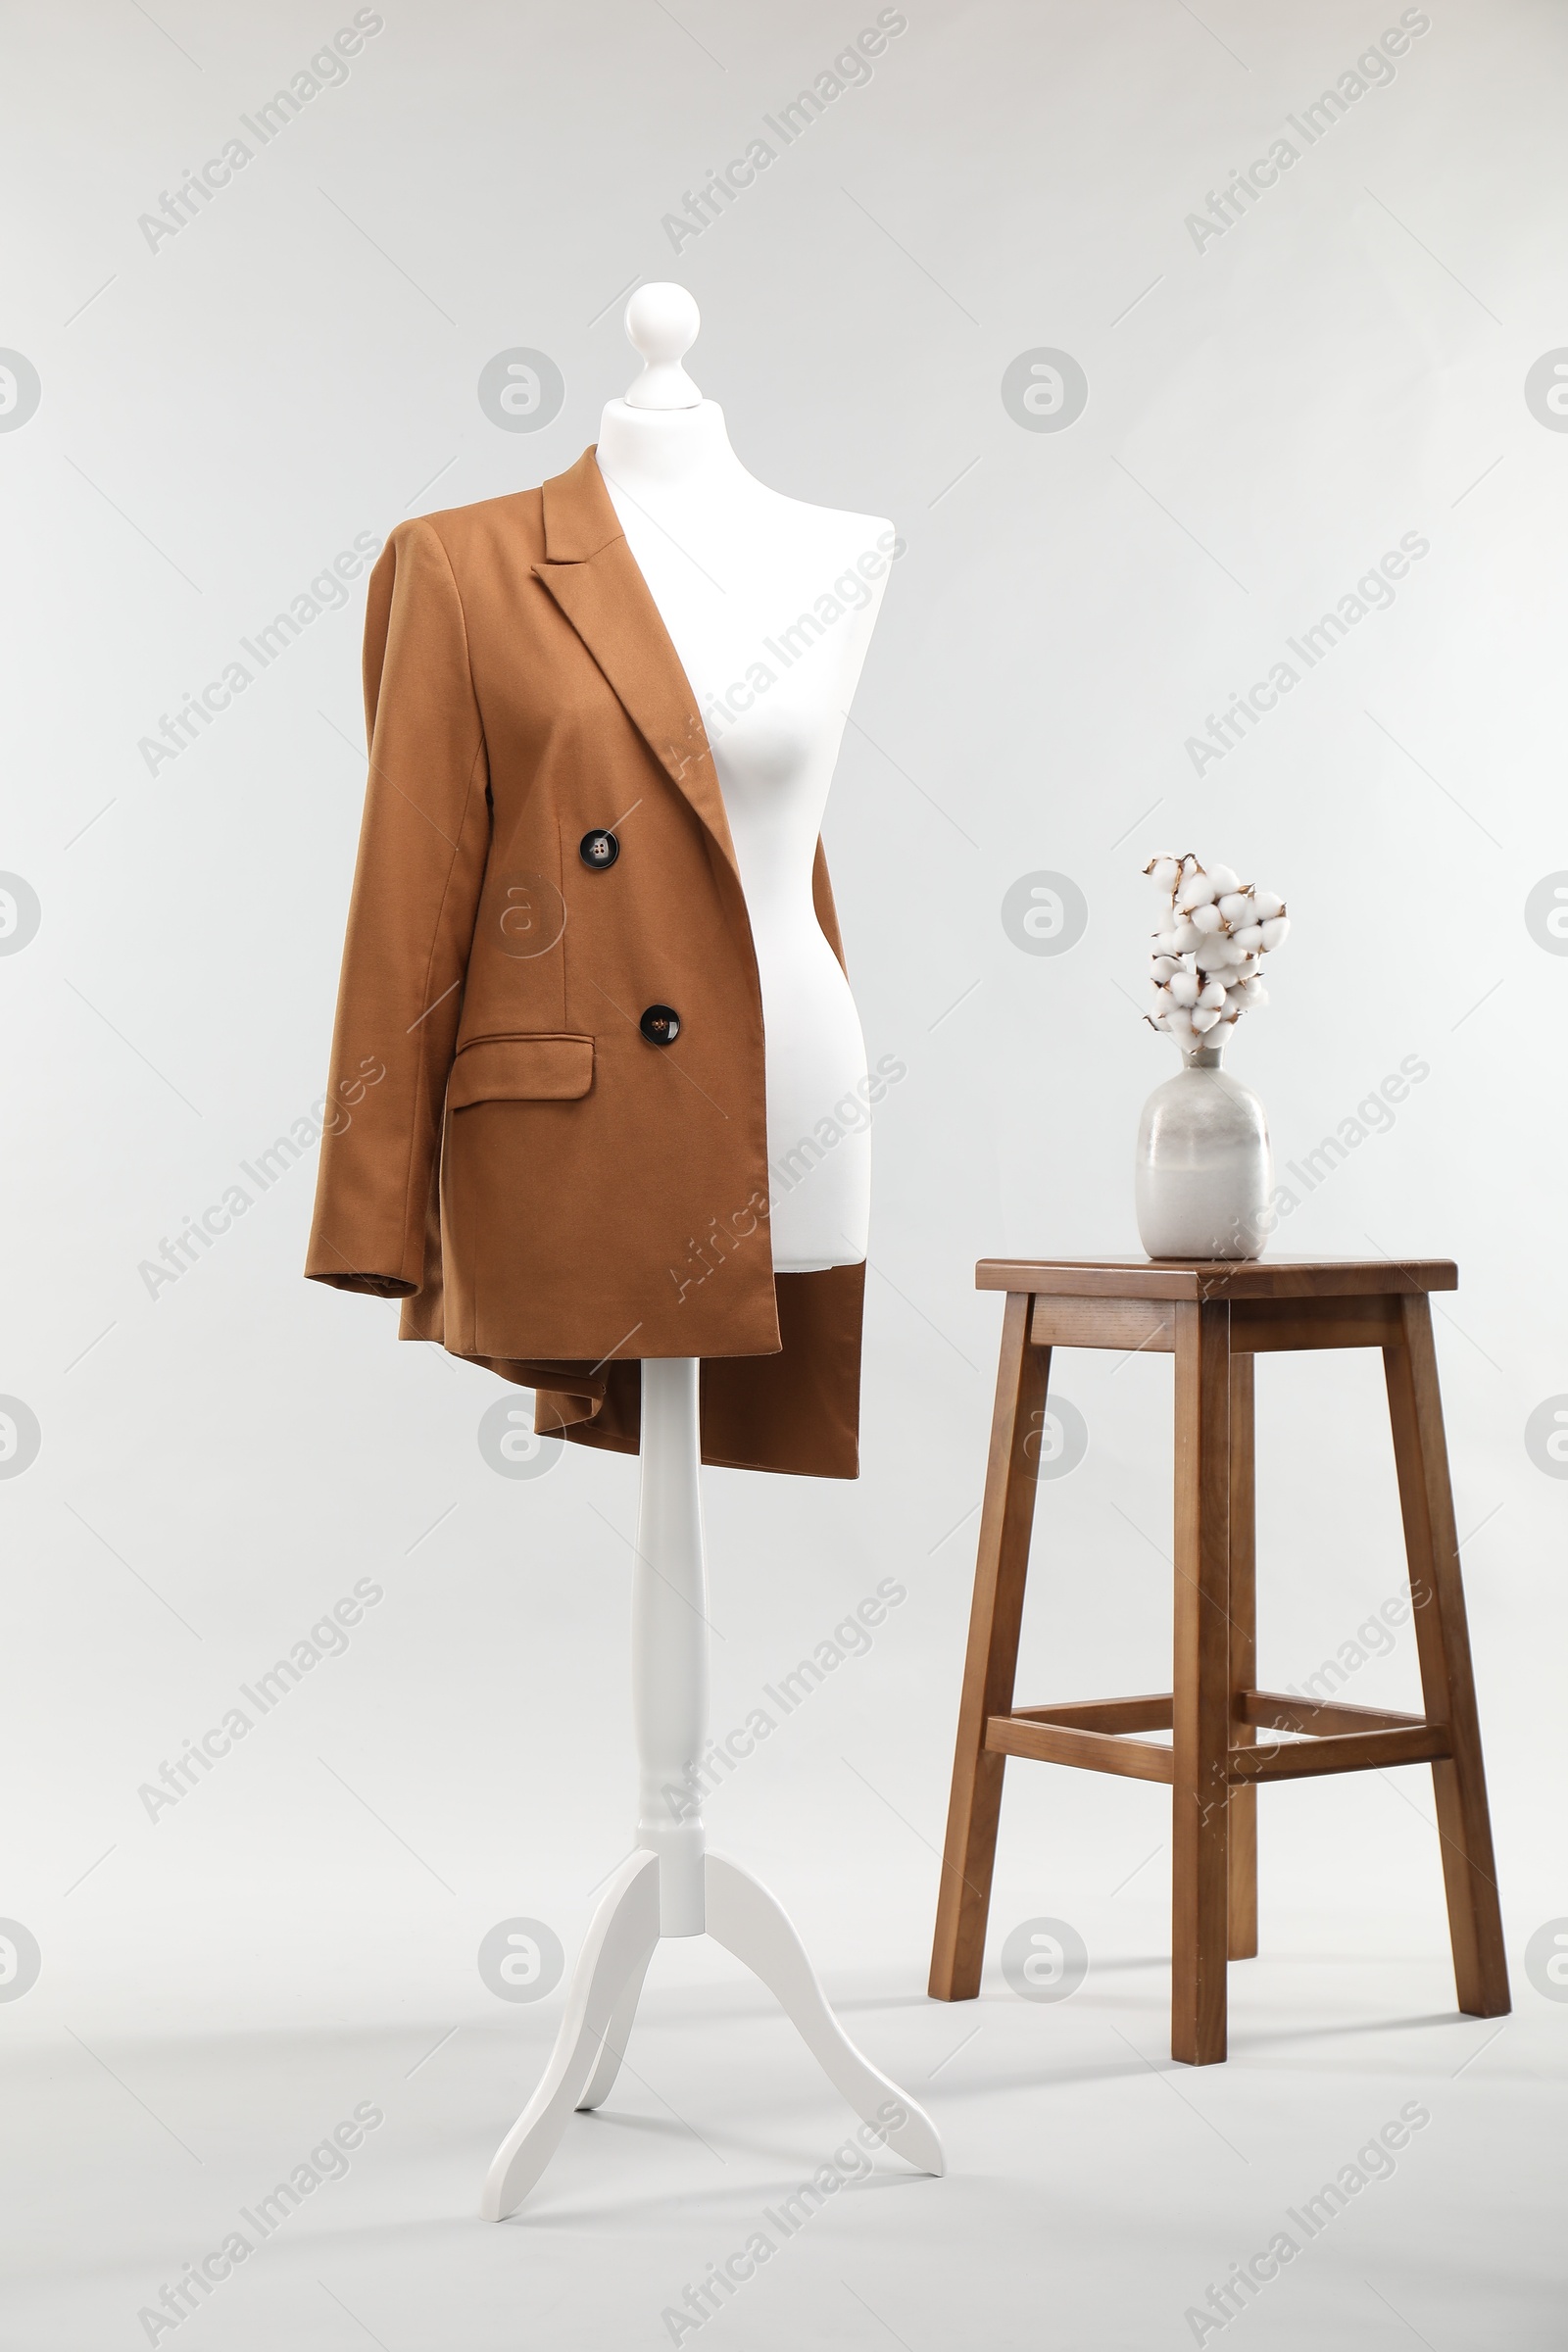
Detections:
760,486,899,570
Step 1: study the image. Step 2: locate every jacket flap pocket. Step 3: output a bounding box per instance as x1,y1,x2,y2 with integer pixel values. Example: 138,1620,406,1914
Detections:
449,1034,594,1108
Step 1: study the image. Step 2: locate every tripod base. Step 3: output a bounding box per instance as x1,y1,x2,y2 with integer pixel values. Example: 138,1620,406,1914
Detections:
480,1847,945,2219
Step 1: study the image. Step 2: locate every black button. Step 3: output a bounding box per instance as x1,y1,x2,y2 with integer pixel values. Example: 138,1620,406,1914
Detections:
639,1004,680,1046
579,828,619,869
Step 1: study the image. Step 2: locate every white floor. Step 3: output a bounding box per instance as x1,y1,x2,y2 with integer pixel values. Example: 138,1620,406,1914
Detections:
6,1908,1562,2351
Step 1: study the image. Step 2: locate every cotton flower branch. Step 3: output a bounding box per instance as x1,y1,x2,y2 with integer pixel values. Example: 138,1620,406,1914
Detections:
1143,851,1290,1047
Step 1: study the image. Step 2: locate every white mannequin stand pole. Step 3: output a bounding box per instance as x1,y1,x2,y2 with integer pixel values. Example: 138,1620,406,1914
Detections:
480,1359,944,2219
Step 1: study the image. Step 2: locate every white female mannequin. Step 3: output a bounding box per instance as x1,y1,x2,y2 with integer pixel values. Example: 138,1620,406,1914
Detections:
481,289,938,2219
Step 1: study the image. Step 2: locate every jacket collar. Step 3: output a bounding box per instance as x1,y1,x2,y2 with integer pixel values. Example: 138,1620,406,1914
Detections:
536,448,736,877
539,445,624,562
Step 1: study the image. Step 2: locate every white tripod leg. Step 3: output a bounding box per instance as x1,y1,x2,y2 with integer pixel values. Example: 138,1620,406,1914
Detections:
705,1851,945,2177
576,1940,656,2112
480,1849,660,2221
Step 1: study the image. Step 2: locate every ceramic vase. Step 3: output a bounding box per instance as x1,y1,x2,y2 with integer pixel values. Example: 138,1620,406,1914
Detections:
1135,1041,1271,1260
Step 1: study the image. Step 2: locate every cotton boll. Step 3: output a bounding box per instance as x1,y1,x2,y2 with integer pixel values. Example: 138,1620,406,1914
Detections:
1171,920,1203,952
1231,923,1264,953
1147,856,1181,892
1151,956,1180,981
1252,890,1284,919
1191,1007,1221,1032
1155,929,1183,955
1198,979,1228,1009
1217,892,1251,923
1168,969,1200,1006
1191,903,1224,934
1177,872,1216,910
1237,975,1263,1002
1207,864,1240,896
1259,915,1291,952
1165,1005,1196,1037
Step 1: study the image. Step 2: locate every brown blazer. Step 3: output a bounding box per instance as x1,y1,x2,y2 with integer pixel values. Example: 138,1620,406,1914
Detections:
305,448,864,1478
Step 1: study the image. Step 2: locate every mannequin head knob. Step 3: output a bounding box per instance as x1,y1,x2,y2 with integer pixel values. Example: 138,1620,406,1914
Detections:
623,282,702,410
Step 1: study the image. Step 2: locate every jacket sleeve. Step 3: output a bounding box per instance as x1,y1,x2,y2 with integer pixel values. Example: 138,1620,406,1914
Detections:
305,519,490,1298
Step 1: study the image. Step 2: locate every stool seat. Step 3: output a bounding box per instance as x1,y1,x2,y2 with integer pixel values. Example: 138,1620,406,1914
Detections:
929,1256,1508,2065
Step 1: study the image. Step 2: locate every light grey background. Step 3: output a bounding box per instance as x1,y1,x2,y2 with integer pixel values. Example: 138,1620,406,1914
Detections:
3,1,1566,2344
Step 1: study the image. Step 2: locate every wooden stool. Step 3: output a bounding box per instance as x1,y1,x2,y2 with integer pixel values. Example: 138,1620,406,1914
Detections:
929,1257,1509,2065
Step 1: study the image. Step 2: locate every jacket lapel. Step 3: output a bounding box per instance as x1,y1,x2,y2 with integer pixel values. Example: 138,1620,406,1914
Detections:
535,449,738,879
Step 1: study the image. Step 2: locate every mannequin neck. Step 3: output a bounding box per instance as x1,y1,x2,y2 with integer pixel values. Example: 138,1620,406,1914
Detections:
596,397,752,499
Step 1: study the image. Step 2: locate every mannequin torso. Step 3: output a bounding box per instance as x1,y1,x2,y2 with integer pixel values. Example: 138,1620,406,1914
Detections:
596,394,892,1271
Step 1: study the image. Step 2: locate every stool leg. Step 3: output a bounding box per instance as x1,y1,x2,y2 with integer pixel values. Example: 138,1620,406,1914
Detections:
1228,1352,1258,1961
1172,1299,1232,2065
1383,1297,1510,2019
930,1293,1050,2001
